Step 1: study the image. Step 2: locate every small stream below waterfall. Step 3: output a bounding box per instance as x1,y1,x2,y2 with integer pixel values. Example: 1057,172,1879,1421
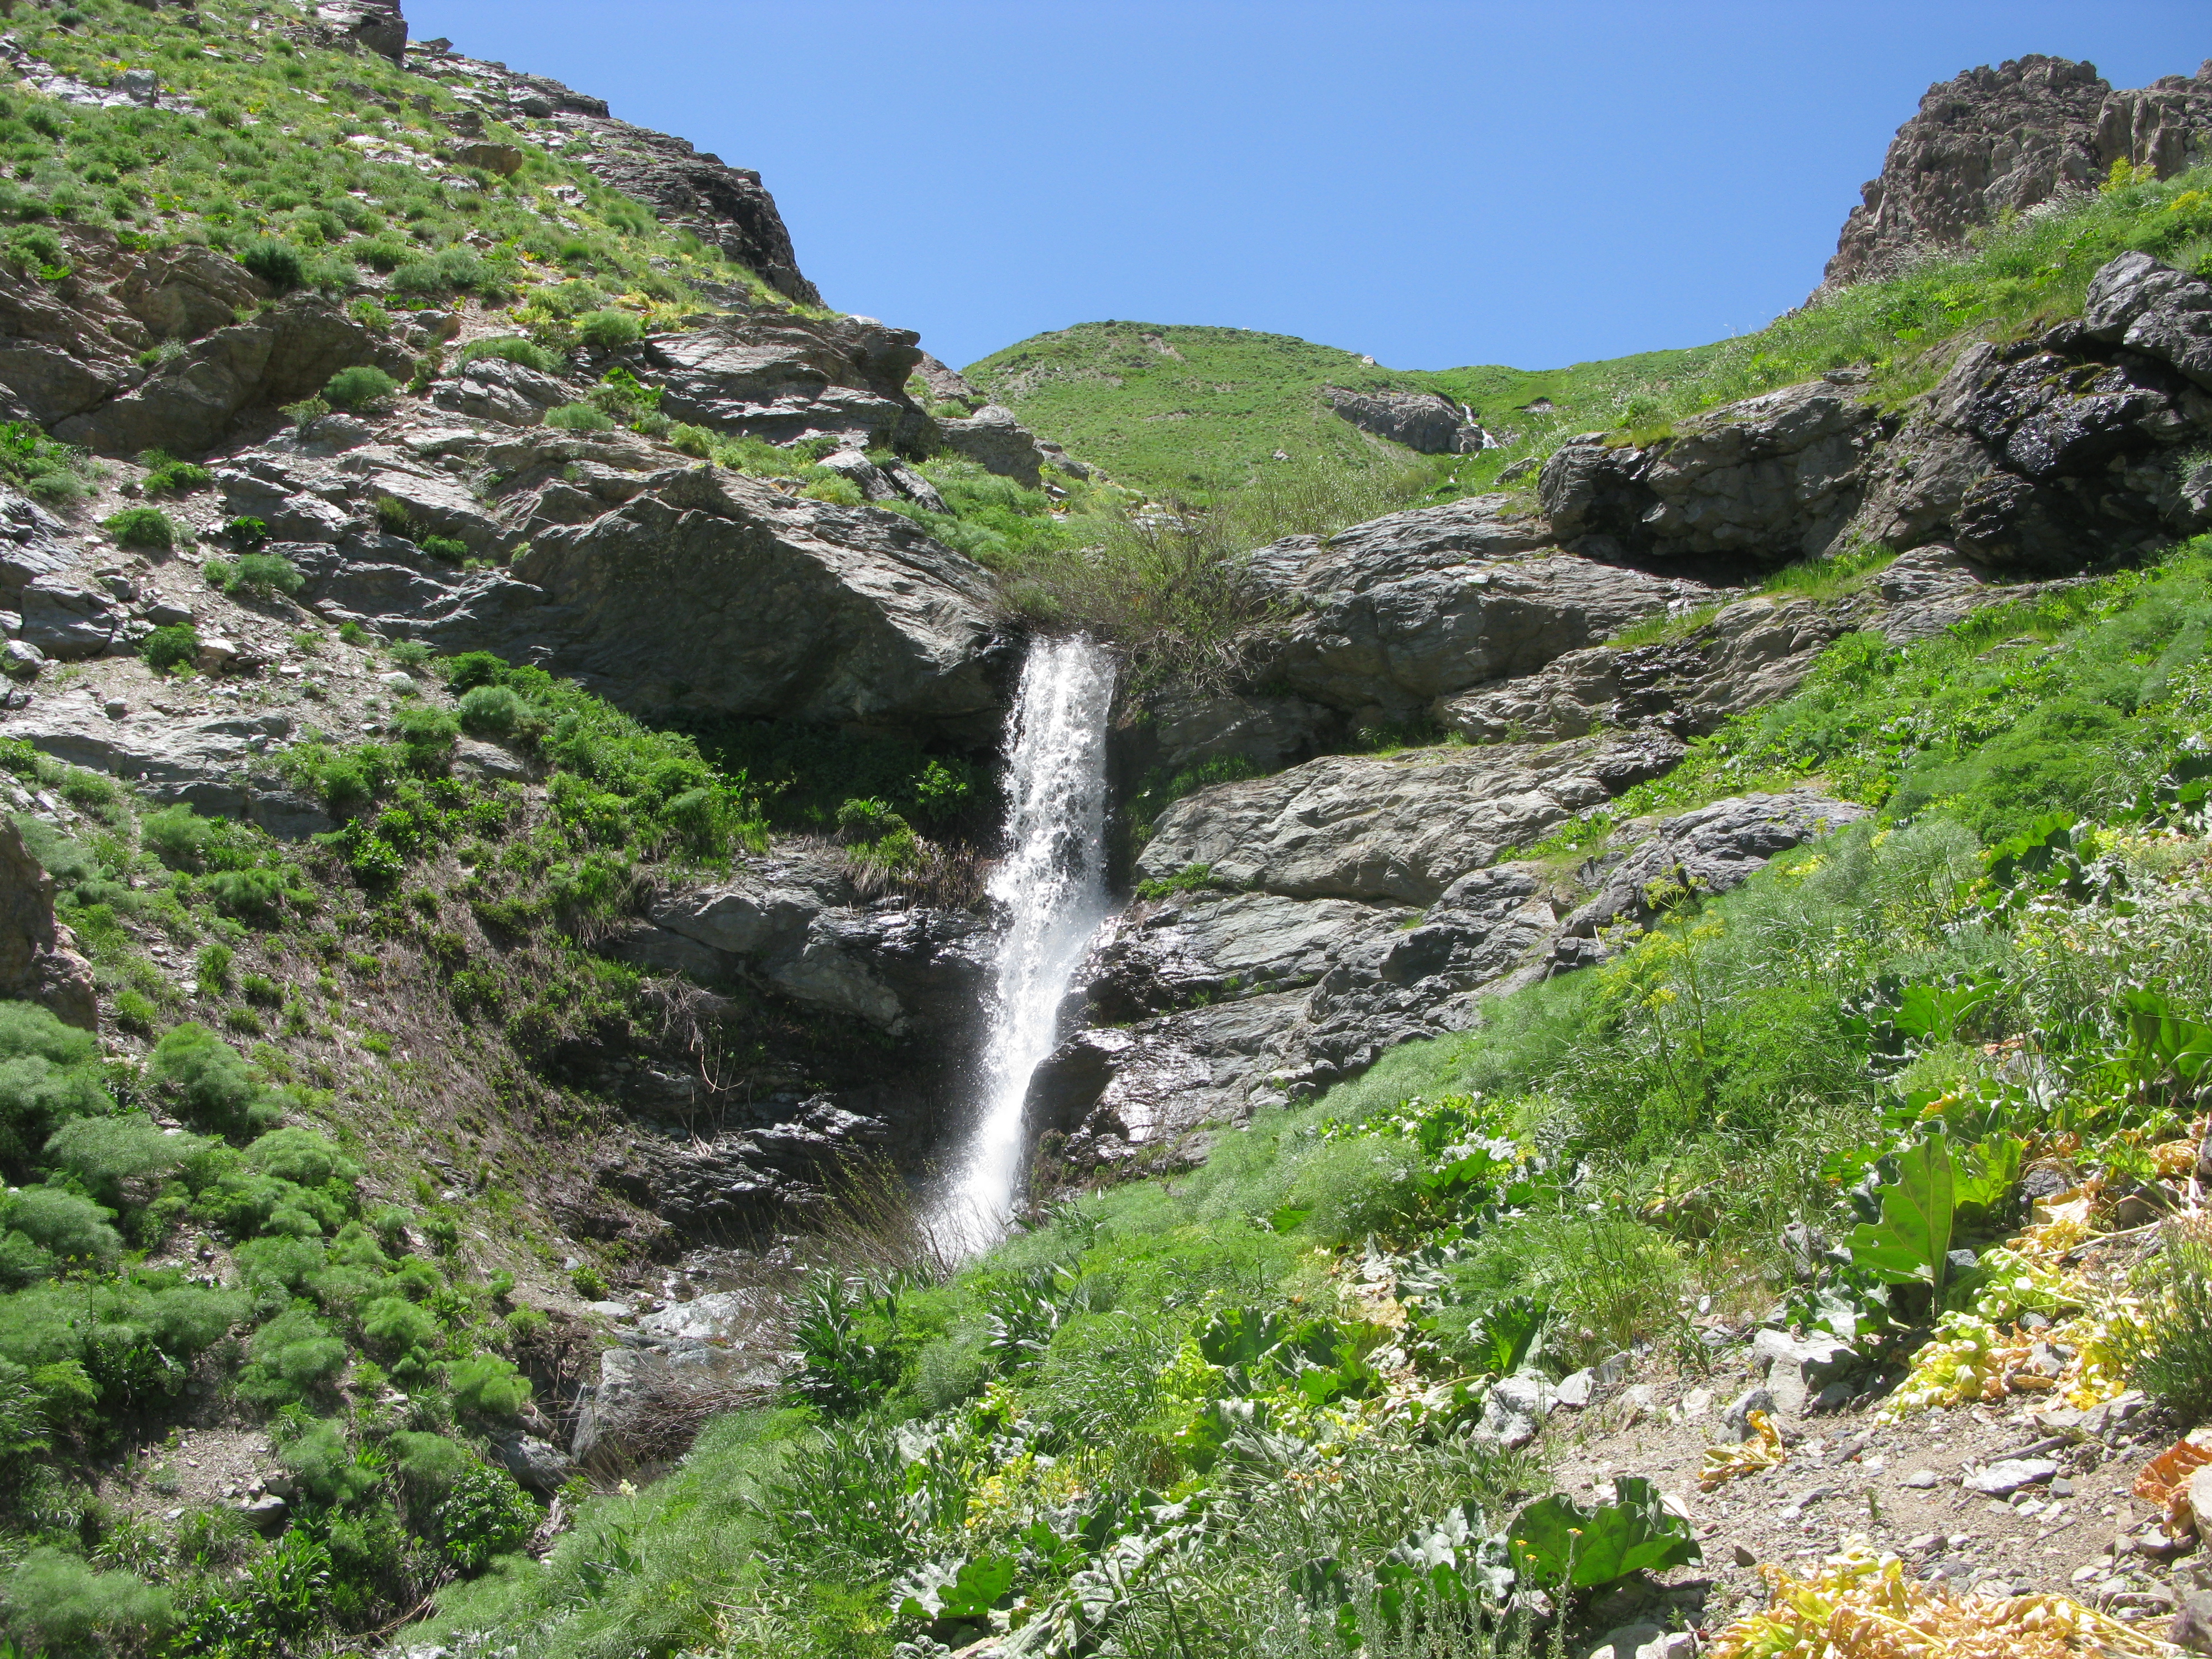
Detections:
936,633,1118,1251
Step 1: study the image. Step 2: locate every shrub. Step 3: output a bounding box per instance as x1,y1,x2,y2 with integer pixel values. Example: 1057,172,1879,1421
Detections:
1,1548,173,1653
390,246,488,298
389,639,432,670
147,1024,275,1140
44,1114,204,1201
322,364,399,410
0,1051,111,1177
279,1418,379,1506
436,1461,538,1572
238,237,306,291
392,704,460,757
2,1186,121,1265
4,225,69,278
457,335,561,374
361,1293,438,1356
225,515,271,551
391,1429,474,1498
2122,1233,2212,1424
245,1306,347,1398
668,423,713,457
226,552,305,598
138,448,213,496
204,867,292,924
421,534,468,560
447,1353,531,1420
347,298,392,331
139,624,199,673
457,683,529,740
800,473,863,507
575,307,643,351
544,401,613,431
101,506,178,551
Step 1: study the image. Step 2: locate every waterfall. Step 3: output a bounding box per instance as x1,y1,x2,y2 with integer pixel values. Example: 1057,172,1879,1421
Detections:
940,634,1117,1251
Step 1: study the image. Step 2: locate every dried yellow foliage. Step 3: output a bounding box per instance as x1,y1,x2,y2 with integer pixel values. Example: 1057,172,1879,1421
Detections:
2133,1436,2212,1536
1708,1551,2179,1659
1700,1408,1788,1491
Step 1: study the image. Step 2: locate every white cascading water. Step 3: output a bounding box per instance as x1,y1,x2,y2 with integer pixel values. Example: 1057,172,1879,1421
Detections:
940,634,1117,1251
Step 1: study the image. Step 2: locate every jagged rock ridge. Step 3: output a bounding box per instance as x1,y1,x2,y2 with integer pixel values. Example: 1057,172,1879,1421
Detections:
1819,55,2212,297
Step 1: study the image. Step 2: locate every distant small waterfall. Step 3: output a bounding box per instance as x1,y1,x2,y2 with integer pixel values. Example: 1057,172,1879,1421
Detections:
940,634,1116,1251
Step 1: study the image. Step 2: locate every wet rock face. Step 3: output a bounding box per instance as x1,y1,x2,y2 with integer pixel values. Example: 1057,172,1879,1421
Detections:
1819,55,2212,296
1241,495,1709,723
1849,257,2212,571
1538,379,1892,565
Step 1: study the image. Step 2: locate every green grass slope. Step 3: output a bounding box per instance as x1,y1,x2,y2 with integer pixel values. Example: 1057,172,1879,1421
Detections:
969,166,2212,504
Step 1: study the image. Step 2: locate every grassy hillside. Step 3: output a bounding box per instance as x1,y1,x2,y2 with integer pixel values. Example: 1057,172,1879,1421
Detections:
969,167,2212,505
421,534,2212,1659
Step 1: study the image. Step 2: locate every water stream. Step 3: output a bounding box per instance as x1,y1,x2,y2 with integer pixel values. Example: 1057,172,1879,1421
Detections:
938,634,1117,1251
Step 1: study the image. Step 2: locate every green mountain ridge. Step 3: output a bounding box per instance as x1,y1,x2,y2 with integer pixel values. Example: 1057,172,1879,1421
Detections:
962,320,1718,499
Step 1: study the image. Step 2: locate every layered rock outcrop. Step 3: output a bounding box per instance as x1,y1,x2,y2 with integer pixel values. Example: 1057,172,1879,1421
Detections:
1538,378,1892,565
640,314,933,452
1848,254,2212,570
1820,56,2212,296
1240,494,1711,723
1324,385,1489,454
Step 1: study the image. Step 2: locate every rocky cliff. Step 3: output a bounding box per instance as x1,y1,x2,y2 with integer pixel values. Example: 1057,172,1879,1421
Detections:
1818,54,2212,296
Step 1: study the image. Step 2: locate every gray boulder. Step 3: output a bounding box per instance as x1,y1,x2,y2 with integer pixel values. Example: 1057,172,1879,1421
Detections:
1136,731,1683,906
0,694,327,832
2084,249,2212,389
55,294,409,456
414,466,1007,734
615,853,991,1035
1241,495,1705,721
1751,1327,1855,1416
16,581,122,660
430,356,572,426
641,313,924,449
1540,378,1888,563
935,403,1089,487
1323,385,1488,454
1548,791,1870,972
1479,1374,1559,1449
494,1434,577,1495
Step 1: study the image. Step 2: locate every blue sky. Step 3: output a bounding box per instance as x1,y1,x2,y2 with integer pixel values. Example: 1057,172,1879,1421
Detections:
411,1,2205,374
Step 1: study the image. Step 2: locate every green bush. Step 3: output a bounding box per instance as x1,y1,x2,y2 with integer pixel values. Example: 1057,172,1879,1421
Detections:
279,1417,380,1506
226,552,306,598
800,472,863,507
101,506,178,551
668,422,713,458
390,246,488,298
361,1293,437,1356
393,704,460,757
544,401,613,431
323,364,399,410
244,1306,348,1399
146,1024,276,1141
1,1186,121,1265
1,1548,173,1653
435,1461,538,1572
457,683,531,741
575,307,643,351
348,297,393,331
5,225,69,278
457,335,562,374
421,534,468,560
238,237,306,291
139,624,199,673
0,1050,112,1177
246,1126,356,1188
2122,1234,2212,1424
138,448,213,496
447,1353,531,1420
44,1113,205,1201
